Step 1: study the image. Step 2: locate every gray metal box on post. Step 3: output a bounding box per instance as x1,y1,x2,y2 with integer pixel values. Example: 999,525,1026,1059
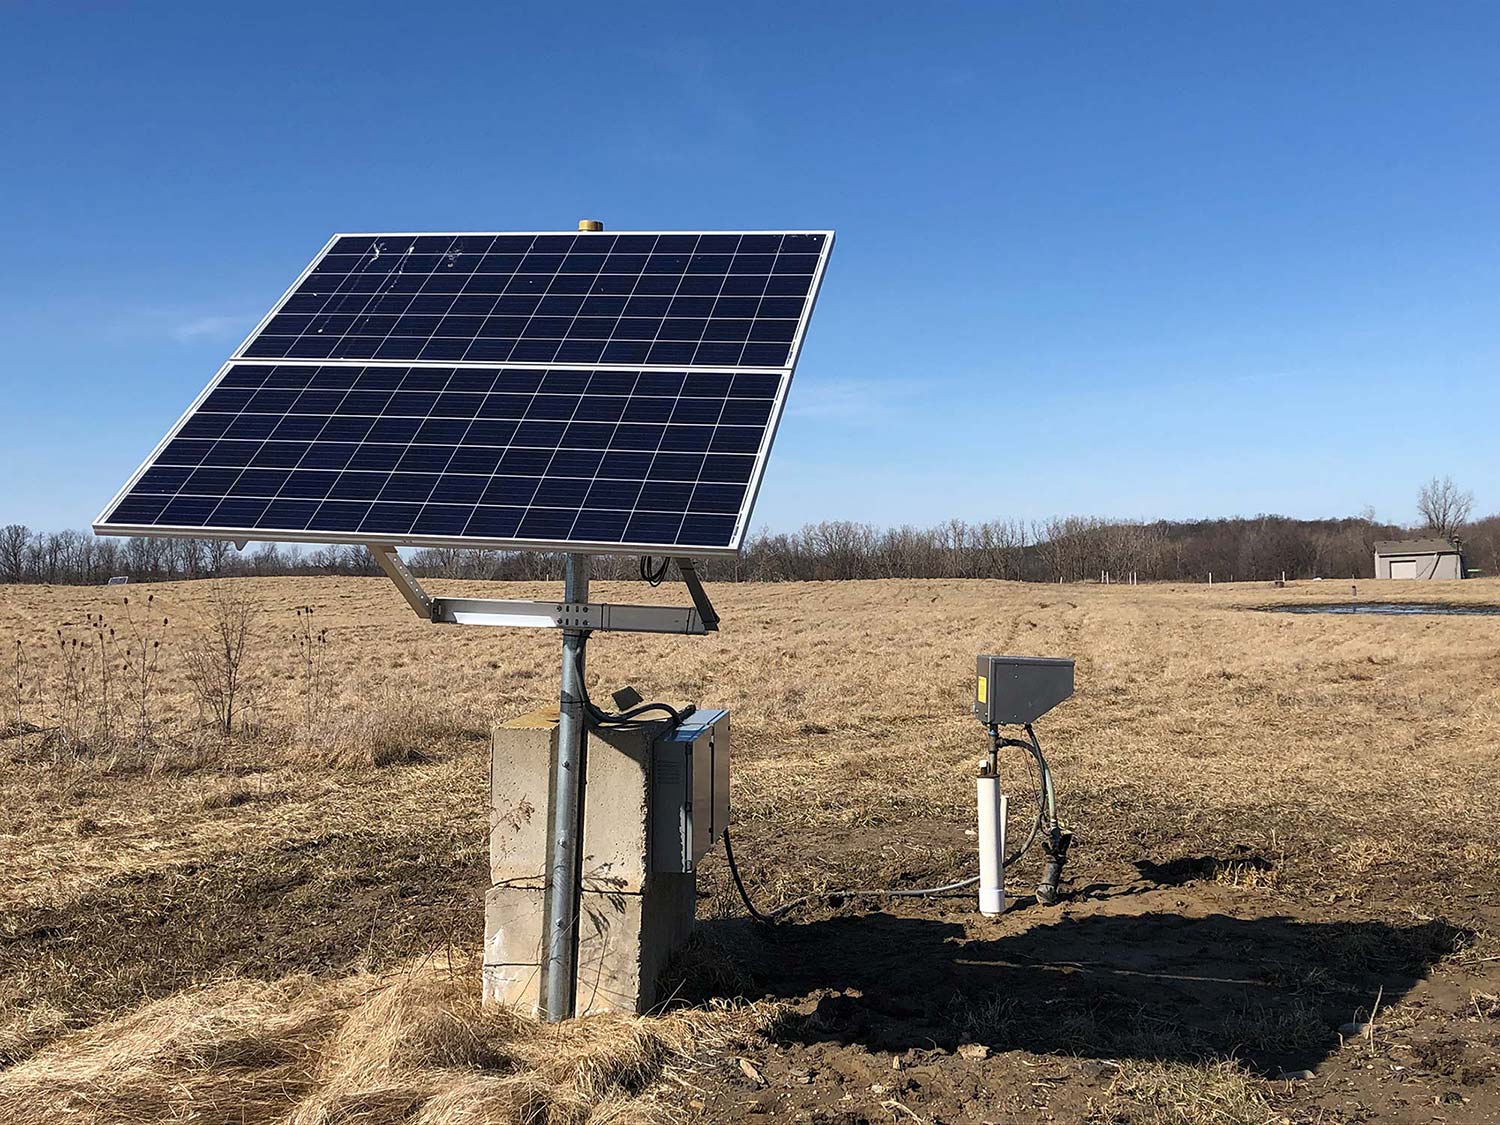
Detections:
974,655,1075,725
651,710,730,873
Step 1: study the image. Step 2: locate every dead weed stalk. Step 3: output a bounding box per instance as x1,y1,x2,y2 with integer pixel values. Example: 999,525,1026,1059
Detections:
119,592,169,745
4,636,34,736
289,604,329,747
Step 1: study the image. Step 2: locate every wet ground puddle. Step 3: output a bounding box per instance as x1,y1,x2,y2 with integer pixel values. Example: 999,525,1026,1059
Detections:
1266,602,1500,616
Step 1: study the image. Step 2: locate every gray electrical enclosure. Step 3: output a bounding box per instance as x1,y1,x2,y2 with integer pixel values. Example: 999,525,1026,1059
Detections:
651,709,730,873
975,655,1075,725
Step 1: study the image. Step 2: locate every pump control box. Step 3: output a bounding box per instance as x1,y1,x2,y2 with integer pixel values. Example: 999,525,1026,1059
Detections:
651,709,730,873
975,655,1074,725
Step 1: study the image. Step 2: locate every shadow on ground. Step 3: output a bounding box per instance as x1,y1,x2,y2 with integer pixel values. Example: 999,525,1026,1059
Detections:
680,902,1468,1074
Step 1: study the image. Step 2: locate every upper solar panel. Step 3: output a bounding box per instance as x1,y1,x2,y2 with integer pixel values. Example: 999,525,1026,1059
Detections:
94,230,832,557
240,231,826,369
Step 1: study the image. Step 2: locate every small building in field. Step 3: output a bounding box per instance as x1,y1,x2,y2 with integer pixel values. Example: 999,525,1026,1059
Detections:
1373,538,1465,580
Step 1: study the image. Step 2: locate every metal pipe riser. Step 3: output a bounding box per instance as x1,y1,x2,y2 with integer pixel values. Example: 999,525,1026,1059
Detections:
541,554,591,1021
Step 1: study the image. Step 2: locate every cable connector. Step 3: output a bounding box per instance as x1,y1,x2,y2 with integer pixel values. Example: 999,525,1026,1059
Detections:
1035,827,1073,905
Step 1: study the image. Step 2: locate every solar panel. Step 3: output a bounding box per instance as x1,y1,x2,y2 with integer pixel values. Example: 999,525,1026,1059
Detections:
242,232,826,369
94,230,832,556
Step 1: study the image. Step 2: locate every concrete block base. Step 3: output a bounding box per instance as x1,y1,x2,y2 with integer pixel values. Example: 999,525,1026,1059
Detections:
485,708,696,1015
482,873,695,1014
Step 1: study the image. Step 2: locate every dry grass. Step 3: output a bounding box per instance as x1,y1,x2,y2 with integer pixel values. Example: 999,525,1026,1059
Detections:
1103,1059,1279,1125
300,683,478,768
0,955,773,1124
3,574,1500,1120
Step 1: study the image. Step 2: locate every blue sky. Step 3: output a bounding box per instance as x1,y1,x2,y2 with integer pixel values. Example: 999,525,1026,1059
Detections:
3,2,1497,536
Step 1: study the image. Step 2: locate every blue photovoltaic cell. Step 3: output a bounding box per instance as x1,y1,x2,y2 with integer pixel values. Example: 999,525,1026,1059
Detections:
100,364,781,550
240,232,825,369
95,230,831,554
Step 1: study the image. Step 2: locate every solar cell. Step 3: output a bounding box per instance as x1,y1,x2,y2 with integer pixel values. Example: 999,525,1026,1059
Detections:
94,230,831,555
240,232,826,369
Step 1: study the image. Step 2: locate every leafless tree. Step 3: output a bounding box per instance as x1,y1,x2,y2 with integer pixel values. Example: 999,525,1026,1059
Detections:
1417,476,1473,539
0,525,29,583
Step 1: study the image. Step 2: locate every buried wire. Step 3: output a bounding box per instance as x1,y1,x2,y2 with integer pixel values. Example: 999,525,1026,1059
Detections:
722,726,1060,926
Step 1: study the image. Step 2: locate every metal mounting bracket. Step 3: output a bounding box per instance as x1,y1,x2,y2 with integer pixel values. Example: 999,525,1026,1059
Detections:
370,544,433,617
431,597,709,634
674,557,720,631
366,544,719,636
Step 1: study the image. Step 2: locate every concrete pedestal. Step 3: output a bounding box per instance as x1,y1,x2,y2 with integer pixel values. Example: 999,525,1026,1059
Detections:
483,708,696,1015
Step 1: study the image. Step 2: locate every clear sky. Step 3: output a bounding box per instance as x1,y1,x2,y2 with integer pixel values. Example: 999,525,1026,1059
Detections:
3,2,1497,536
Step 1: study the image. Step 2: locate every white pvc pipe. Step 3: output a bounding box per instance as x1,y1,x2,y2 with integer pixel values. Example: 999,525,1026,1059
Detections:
977,777,1007,916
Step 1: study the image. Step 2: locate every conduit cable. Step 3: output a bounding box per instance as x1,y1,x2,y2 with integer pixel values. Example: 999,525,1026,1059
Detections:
723,725,1062,925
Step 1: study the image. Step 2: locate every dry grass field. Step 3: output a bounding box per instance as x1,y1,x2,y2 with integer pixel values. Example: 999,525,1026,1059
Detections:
2,574,1499,1123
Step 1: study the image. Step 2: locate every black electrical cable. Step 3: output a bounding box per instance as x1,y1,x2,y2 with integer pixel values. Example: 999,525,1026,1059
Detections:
568,645,690,730
722,726,1060,925
639,555,670,587
723,826,780,925
589,698,686,727
723,827,981,925
994,727,1048,869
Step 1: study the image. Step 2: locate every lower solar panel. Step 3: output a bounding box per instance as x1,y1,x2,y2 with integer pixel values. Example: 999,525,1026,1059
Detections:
96,363,788,553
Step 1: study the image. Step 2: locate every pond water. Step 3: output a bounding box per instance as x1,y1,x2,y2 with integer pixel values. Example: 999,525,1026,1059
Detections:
1268,603,1500,617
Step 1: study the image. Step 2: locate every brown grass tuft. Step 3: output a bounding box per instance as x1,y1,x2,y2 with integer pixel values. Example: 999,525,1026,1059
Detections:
0,998,71,1069
0,957,775,1125
0,973,355,1124
1105,1059,1279,1125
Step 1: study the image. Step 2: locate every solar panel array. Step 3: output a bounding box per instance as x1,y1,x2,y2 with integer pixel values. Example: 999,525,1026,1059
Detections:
95,230,831,556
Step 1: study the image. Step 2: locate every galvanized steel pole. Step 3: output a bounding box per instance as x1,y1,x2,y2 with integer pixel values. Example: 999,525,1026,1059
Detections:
540,219,605,1022
542,550,591,1020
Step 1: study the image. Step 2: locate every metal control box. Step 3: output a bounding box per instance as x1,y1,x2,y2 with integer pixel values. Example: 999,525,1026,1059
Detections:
975,655,1075,725
651,709,730,873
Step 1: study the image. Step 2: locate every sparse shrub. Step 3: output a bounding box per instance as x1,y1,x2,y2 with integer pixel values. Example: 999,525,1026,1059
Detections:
182,584,259,737
85,612,120,747
50,624,100,752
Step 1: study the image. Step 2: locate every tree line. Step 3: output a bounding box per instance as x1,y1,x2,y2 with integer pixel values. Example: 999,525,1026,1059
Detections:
4,510,1498,587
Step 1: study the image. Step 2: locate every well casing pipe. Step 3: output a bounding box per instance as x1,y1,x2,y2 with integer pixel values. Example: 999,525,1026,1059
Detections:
977,775,1007,917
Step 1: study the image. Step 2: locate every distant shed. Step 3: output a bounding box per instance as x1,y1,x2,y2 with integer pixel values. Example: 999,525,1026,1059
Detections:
1373,538,1465,580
